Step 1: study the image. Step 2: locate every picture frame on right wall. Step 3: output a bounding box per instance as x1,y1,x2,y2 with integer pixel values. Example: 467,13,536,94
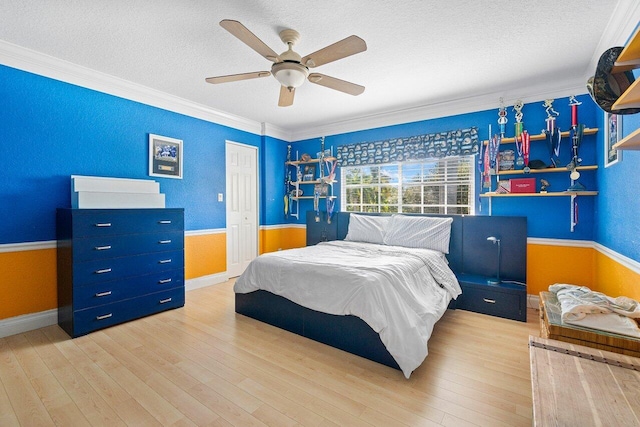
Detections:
604,112,622,167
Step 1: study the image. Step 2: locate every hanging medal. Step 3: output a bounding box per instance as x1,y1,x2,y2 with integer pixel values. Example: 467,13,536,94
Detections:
488,134,499,175
326,197,335,224
314,188,320,222
483,134,491,189
543,99,560,167
567,96,583,180
522,130,531,173
513,100,524,169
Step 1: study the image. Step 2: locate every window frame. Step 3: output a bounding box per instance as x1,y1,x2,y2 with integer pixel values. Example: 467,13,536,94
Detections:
340,155,475,215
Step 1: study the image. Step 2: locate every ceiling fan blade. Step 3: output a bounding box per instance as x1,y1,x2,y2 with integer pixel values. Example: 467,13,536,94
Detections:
205,71,271,84
308,73,365,96
278,86,295,107
220,19,279,62
301,35,367,68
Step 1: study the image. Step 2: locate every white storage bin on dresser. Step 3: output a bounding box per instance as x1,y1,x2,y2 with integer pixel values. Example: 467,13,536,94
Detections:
56,208,185,337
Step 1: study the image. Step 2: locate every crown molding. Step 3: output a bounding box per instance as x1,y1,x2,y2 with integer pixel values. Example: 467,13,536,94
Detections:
586,1,640,80
261,122,292,142
0,40,264,136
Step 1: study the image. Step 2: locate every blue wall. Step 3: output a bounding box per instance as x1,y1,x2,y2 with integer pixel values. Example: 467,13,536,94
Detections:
260,135,289,226
289,94,599,241
595,111,640,260
1,64,264,244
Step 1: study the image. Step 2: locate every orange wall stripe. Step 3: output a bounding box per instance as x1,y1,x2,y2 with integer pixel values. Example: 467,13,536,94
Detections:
594,250,640,300
184,233,226,279
1,248,57,319
527,244,595,297
260,227,306,254
2,237,639,322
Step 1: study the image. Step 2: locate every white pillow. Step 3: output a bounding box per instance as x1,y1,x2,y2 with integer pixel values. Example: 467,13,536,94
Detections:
383,215,453,253
344,214,391,244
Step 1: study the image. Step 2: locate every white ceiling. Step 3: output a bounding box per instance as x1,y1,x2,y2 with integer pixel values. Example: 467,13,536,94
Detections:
0,1,639,141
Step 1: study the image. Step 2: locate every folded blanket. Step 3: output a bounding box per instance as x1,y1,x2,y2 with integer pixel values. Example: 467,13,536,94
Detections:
549,284,640,321
548,284,640,338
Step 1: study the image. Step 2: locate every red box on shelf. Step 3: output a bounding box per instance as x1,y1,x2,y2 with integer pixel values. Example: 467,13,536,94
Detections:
509,178,536,193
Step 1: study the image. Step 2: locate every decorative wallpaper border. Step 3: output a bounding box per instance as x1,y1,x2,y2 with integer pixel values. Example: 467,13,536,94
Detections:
336,127,479,166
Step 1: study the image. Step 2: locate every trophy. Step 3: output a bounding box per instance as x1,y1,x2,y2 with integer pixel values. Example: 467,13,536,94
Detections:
543,99,561,167
498,98,508,139
567,96,586,191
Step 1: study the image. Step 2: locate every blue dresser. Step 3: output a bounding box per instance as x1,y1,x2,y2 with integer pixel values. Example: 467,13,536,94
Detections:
56,208,185,337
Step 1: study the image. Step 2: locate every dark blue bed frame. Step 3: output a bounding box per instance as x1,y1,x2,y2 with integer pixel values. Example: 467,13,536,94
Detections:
236,212,526,371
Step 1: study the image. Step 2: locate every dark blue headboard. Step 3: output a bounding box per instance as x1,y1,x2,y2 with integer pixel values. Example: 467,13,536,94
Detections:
306,211,526,282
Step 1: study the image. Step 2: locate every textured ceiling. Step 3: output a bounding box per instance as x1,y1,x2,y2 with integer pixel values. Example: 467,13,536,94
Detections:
0,1,639,139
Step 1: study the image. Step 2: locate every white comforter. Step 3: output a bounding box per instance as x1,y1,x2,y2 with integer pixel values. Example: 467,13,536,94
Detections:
234,240,461,378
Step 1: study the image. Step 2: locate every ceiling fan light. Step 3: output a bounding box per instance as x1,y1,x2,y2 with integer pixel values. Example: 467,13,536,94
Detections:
272,61,309,89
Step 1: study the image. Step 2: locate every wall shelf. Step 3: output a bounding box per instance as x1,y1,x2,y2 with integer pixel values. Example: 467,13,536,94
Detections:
286,156,336,166
610,27,640,110
480,191,597,198
612,26,640,73
482,128,598,145
612,78,640,110
612,127,640,150
292,196,337,200
289,179,337,185
496,165,597,176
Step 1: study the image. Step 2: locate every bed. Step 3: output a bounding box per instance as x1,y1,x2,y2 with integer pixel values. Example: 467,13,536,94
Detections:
235,212,526,378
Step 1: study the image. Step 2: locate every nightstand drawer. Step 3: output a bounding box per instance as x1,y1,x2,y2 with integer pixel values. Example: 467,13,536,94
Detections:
459,286,522,320
72,287,185,337
72,249,184,286
73,269,185,309
73,231,183,261
70,209,184,237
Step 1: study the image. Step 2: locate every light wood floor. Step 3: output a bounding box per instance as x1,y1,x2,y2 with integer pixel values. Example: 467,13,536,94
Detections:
1,280,540,426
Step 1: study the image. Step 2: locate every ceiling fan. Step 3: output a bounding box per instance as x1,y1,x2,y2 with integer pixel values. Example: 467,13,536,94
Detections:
206,20,367,107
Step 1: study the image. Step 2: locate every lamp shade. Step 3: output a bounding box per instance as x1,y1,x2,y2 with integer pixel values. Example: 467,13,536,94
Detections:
272,61,309,89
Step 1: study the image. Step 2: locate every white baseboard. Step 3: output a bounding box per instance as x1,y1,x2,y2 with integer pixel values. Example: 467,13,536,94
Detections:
185,272,230,291
527,293,540,311
0,309,58,339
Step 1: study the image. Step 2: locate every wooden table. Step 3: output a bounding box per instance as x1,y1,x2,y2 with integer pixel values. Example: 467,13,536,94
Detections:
539,291,640,357
529,336,640,426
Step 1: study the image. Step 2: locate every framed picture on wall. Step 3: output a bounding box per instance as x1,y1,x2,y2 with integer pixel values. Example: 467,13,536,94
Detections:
604,112,622,167
149,134,183,179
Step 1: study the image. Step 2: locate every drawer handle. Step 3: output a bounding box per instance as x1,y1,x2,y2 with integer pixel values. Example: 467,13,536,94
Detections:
95,291,112,297
95,223,112,227
95,245,112,251
158,278,172,284
158,259,172,264
483,298,496,304
158,240,172,244
95,268,112,274
158,220,172,224
96,313,113,321
159,298,172,304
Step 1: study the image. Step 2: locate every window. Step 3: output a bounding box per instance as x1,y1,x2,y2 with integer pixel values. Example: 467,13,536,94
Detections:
341,156,475,214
